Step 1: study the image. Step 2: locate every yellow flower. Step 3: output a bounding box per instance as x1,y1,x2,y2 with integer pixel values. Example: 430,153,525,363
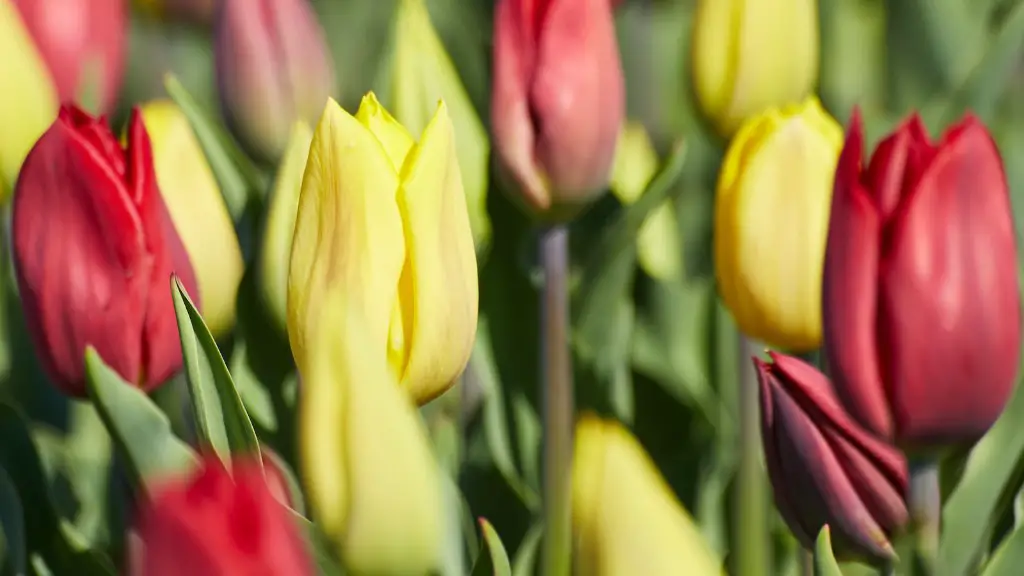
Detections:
691,0,819,137
714,97,843,351
573,415,723,576
0,0,58,200
139,100,245,337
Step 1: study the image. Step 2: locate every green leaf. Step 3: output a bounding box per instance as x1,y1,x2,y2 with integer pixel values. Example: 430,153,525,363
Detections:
171,275,261,461
163,73,262,217
470,518,512,576
983,514,1024,575
262,449,306,517
813,526,843,576
83,347,197,495
0,467,25,576
510,522,542,576
291,512,343,575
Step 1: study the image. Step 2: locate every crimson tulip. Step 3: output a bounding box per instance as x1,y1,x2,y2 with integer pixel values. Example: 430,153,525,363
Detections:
11,0,126,113
757,352,908,562
491,0,625,221
134,455,312,576
12,104,199,396
823,109,1021,448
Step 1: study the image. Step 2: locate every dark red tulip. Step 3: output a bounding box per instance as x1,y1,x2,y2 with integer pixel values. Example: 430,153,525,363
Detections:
12,104,199,396
823,109,1021,448
757,352,908,562
135,455,312,576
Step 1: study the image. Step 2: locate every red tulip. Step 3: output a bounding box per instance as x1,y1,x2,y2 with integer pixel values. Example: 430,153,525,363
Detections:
135,455,312,576
491,0,625,220
12,104,199,396
823,109,1021,448
11,0,126,113
757,352,908,562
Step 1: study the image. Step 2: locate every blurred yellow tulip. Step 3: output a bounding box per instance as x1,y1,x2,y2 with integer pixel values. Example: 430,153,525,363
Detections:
573,415,723,576
0,0,58,200
714,97,843,351
139,100,245,337
691,0,819,137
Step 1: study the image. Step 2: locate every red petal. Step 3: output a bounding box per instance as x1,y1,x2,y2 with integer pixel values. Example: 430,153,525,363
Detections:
864,113,931,222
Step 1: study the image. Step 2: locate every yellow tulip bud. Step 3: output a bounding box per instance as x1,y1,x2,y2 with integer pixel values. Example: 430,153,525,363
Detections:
391,0,491,248
139,100,245,337
573,415,723,576
714,97,843,351
261,122,313,332
691,0,819,138
0,0,58,200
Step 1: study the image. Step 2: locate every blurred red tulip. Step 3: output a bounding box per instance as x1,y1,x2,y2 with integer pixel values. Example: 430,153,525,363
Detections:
491,0,624,221
757,352,908,562
136,455,312,576
11,0,126,113
12,104,199,396
823,109,1021,449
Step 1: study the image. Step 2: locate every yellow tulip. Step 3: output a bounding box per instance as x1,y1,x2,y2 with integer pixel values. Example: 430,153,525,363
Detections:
139,100,245,337
691,0,819,138
573,415,723,576
0,0,58,200
714,97,843,351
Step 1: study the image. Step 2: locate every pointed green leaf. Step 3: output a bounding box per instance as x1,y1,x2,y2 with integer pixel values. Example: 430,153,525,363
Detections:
172,275,261,461
262,449,305,517
470,519,511,576
813,527,843,576
0,467,25,576
511,522,543,576
290,512,343,575
83,347,197,495
983,517,1024,575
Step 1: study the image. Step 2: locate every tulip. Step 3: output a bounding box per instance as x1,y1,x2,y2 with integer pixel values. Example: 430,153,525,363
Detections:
714,97,843,351
11,0,125,114
691,0,818,137
0,0,59,198
214,0,335,163
139,100,244,337
491,0,624,221
573,414,723,575
135,455,312,576
12,104,200,396
391,0,491,246
287,94,475,572
756,352,908,563
823,110,1021,448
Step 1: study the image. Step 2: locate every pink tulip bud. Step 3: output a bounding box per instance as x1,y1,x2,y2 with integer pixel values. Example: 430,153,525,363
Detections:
491,0,625,221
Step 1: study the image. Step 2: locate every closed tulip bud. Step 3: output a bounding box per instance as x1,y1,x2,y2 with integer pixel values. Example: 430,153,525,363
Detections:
823,110,1022,449
0,0,59,199
12,104,200,396
288,94,471,572
715,97,843,351
214,0,334,163
139,100,244,337
573,415,723,575
135,455,312,576
11,0,125,114
691,0,818,138
756,352,909,563
491,0,625,221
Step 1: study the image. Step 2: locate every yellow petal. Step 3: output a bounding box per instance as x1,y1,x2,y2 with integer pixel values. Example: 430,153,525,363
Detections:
573,415,723,576
355,92,415,171
140,100,245,337
392,0,491,247
714,97,842,351
393,101,479,404
261,121,314,332
0,0,58,200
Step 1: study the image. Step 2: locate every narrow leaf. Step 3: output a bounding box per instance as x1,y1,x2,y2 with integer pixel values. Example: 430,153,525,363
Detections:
290,512,343,575
471,519,512,576
813,526,843,576
511,522,543,576
982,518,1024,575
0,467,25,576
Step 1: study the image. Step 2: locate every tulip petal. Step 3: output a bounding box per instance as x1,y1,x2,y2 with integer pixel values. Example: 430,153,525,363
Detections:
393,102,479,404
355,93,415,171
863,114,932,221
879,116,1021,445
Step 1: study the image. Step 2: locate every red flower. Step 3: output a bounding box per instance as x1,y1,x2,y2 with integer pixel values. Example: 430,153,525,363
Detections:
823,109,1021,448
135,456,312,576
12,104,199,396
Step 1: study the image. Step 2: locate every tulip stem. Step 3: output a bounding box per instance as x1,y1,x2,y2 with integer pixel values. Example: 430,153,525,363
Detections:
540,225,573,576
735,336,771,576
908,459,941,575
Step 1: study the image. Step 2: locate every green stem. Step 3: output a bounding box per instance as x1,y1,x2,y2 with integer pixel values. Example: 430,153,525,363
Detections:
540,226,573,576
735,336,771,576
908,459,940,575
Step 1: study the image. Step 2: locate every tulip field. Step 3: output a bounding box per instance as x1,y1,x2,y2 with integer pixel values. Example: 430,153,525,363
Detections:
4,0,1024,575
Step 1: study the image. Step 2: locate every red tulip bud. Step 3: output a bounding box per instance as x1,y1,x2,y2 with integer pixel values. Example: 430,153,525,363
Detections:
12,104,199,396
823,109,1021,449
11,0,126,113
491,0,625,221
135,455,312,576
757,352,908,563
